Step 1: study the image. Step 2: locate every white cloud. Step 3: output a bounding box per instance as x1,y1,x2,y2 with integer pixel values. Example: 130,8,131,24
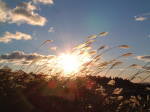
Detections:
0,51,56,66
134,16,147,21
0,0,10,22
48,27,55,32
0,51,56,60
136,55,150,62
0,32,32,43
32,0,54,5
20,2,37,11
0,51,43,60
134,13,150,22
11,5,47,26
0,0,47,26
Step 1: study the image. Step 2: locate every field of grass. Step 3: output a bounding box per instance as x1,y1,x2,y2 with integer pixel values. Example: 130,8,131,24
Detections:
0,68,150,112
0,32,150,112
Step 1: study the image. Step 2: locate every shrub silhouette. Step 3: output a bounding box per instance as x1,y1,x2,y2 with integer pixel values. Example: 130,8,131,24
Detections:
0,68,150,112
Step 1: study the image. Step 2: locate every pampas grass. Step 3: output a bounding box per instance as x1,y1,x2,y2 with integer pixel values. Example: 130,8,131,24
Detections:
0,32,149,83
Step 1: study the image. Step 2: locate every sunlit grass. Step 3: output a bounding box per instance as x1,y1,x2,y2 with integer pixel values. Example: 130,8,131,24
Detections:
0,32,150,112
0,32,150,82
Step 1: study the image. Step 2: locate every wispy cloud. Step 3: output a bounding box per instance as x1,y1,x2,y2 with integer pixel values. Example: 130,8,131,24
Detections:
50,46,57,51
48,27,55,33
136,55,150,62
0,51,55,65
0,0,9,23
32,0,54,5
134,13,150,21
0,0,47,26
0,51,43,60
134,16,147,21
0,32,32,43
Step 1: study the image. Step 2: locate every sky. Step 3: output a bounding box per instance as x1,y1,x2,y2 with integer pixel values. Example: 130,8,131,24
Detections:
0,0,150,78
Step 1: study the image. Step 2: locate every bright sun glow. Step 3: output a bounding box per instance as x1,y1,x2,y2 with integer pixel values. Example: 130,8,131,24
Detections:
57,53,91,74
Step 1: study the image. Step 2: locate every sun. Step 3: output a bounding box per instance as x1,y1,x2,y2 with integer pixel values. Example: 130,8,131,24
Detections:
57,53,91,74
57,54,80,74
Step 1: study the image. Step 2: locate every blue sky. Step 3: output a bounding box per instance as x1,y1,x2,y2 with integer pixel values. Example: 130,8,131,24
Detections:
0,0,150,67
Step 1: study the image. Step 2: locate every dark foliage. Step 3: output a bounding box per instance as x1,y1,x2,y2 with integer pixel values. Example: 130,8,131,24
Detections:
0,68,150,112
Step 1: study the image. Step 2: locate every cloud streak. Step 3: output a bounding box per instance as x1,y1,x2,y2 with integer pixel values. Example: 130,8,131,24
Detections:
134,16,147,21
32,0,54,5
0,51,55,65
48,27,55,32
0,0,47,26
134,13,150,21
0,51,55,61
1,51,42,60
0,51,57,74
0,32,32,43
